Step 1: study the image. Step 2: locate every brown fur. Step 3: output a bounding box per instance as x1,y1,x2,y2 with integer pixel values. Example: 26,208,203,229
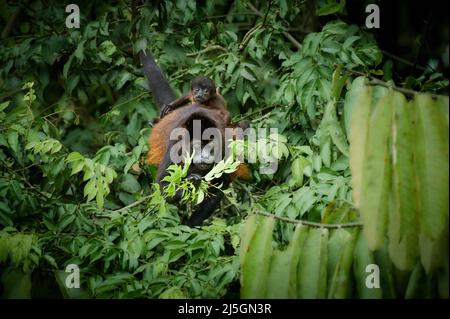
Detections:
147,102,250,180
232,162,251,180
147,103,230,165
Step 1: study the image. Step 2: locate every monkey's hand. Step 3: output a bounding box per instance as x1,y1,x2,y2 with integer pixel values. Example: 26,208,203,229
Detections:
160,104,173,118
161,95,190,118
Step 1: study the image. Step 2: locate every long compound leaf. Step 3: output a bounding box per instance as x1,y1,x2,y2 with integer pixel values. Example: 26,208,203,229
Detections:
241,215,275,298
359,91,393,250
388,94,419,271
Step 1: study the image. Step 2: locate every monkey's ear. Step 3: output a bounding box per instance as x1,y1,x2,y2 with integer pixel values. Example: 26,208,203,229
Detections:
216,87,220,94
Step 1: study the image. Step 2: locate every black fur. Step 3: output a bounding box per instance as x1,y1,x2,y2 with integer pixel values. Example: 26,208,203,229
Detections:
139,50,176,108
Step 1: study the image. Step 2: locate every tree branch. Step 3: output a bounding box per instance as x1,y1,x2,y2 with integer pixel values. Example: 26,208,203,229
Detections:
254,210,363,229
111,195,152,213
381,50,427,72
344,67,446,99
246,3,302,50
186,45,227,57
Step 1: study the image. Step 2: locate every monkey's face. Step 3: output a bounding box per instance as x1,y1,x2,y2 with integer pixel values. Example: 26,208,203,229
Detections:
191,76,216,104
192,86,214,103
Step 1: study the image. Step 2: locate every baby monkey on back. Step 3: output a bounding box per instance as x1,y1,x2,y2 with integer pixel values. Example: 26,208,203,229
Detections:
160,75,227,118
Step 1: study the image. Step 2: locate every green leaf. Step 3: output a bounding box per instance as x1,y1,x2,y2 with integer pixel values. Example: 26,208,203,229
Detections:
7,131,19,154
404,262,425,298
373,246,397,298
323,100,349,156
96,183,105,208
196,189,205,204
84,179,97,201
83,167,95,181
297,228,328,298
293,187,316,216
359,91,393,250
240,68,256,82
300,80,315,110
99,40,116,57
67,152,84,163
58,213,76,231
74,40,86,62
279,0,288,18
50,141,62,154
44,254,58,268
343,35,360,49
120,174,141,193
291,157,307,186
288,224,309,298
63,54,74,79
347,80,371,208
327,229,357,298
241,215,274,298
105,168,115,184
352,231,382,298
0,101,10,112
419,230,448,274
42,141,54,154
285,82,296,104
317,0,346,16
388,94,419,271
71,160,84,175
320,138,331,167
266,249,291,298
415,94,448,240
239,214,259,268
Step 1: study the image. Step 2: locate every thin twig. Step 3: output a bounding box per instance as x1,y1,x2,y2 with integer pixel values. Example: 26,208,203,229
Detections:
206,12,260,19
239,23,262,51
186,45,227,57
344,68,447,99
255,210,363,229
247,3,302,50
237,104,277,120
262,1,272,26
381,50,427,72
100,92,148,118
111,195,152,213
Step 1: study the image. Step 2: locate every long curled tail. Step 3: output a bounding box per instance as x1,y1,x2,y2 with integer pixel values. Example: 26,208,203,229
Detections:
139,50,176,108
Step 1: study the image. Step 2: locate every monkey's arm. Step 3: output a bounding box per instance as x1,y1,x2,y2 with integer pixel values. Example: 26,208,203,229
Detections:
160,94,191,118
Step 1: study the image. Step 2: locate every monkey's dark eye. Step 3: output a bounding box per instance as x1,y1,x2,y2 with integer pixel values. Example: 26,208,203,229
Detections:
194,88,200,93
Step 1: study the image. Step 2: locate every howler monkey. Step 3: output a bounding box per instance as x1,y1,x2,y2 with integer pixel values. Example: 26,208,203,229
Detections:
139,50,249,226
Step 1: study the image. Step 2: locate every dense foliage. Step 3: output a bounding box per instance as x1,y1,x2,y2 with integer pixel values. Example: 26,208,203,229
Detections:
0,0,448,298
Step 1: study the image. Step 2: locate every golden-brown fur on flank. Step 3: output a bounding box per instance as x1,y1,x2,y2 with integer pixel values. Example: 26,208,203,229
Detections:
147,103,251,180
147,104,230,165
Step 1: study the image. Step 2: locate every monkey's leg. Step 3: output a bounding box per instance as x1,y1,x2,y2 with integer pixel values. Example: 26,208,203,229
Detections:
185,186,224,227
156,139,203,203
